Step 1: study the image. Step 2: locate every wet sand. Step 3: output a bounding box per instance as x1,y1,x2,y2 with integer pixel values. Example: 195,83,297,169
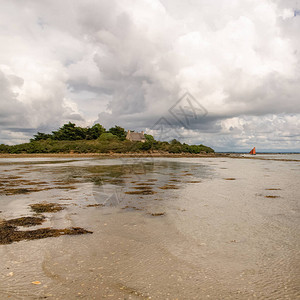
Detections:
0,156,299,299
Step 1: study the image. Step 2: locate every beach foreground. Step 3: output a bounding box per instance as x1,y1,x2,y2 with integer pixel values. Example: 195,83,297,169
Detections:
0,155,299,299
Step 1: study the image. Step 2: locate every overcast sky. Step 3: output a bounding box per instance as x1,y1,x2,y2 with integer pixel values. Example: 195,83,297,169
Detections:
0,0,299,152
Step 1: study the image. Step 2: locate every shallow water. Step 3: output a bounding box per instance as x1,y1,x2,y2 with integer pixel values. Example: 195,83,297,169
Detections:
242,153,300,161
0,156,299,299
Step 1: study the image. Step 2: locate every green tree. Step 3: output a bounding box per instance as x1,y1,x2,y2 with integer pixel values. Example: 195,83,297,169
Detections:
170,139,181,146
108,126,126,140
144,134,155,142
86,123,106,140
52,122,87,140
98,132,119,142
30,132,52,142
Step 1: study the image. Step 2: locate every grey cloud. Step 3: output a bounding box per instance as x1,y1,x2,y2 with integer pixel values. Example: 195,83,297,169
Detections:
0,0,299,151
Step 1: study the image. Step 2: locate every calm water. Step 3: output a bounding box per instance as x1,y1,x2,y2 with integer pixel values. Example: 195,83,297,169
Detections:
242,153,300,160
0,156,299,299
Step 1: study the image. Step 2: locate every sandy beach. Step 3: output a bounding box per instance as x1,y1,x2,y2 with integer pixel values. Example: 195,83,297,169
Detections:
0,155,299,299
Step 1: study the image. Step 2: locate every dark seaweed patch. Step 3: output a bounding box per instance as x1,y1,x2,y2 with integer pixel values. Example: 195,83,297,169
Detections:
133,186,155,190
148,212,165,216
1,188,50,195
4,216,45,227
30,203,64,213
121,206,144,211
125,190,156,195
0,223,92,245
159,184,179,190
185,180,201,183
86,204,104,207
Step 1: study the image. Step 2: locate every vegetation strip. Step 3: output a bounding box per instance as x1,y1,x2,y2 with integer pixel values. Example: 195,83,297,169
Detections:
0,122,214,154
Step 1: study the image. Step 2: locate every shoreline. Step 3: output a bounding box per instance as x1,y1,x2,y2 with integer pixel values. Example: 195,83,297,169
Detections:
0,152,229,158
0,153,298,162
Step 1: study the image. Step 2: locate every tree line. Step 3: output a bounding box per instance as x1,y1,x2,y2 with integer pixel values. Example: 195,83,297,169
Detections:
31,122,126,141
0,122,214,154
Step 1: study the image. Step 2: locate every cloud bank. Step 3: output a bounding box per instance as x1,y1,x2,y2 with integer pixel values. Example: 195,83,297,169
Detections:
0,0,299,151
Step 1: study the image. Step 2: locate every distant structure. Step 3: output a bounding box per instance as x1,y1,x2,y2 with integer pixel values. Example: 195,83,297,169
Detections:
249,147,256,155
126,130,146,143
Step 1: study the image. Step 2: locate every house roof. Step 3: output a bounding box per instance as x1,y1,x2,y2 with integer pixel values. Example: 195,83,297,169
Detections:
127,131,145,141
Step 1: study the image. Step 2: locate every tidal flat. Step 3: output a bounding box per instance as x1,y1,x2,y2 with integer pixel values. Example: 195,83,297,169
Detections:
0,155,299,299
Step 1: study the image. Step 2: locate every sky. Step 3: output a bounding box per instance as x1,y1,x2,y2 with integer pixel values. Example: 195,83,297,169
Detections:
0,0,299,152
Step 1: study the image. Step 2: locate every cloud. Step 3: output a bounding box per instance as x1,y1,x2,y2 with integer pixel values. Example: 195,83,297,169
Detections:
0,0,299,151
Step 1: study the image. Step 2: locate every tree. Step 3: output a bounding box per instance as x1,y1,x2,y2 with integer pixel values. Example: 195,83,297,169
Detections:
108,126,126,140
52,122,87,140
86,123,106,140
98,132,119,141
170,139,181,146
30,132,52,142
144,134,155,142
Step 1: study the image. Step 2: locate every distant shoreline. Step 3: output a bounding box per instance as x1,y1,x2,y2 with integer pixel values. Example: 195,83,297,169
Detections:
0,152,230,158
0,152,298,161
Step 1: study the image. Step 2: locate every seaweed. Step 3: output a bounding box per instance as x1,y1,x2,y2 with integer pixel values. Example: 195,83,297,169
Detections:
1,188,50,195
125,190,156,195
4,216,45,227
133,186,155,190
148,212,165,216
86,204,104,207
159,184,179,190
121,206,143,211
0,223,92,245
185,180,201,183
30,203,64,213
